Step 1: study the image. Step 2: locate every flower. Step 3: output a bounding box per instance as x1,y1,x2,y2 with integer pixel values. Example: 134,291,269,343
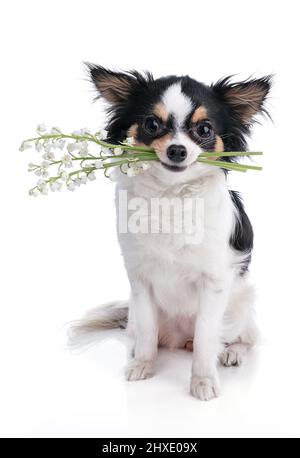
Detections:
87,171,96,181
41,160,50,169
50,181,60,192
80,175,88,185
37,179,46,188
28,163,36,171
37,123,47,133
62,154,73,168
114,147,123,156
29,189,39,197
95,160,103,169
19,141,32,151
42,170,49,178
78,141,89,157
125,137,135,146
35,141,43,152
56,181,63,191
37,179,48,194
60,171,69,181
67,182,76,192
101,147,111,156
95,129,107,139
42,152,55,161
44,143,54,153
50,180,63,192
67,143,77,153
57,139,65,150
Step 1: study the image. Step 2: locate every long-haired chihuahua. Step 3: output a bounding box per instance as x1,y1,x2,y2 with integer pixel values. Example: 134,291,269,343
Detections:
73,65,271,401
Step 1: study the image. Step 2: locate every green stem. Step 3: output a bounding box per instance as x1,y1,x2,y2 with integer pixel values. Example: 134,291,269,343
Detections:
197,158,248,172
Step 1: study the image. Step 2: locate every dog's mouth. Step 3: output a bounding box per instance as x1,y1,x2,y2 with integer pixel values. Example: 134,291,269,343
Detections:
161,162,187,172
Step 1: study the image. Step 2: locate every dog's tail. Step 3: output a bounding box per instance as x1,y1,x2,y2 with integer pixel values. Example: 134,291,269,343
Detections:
68,300,129,348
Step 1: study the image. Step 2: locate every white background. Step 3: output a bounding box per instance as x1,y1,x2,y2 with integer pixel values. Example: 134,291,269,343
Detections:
1,0,300,438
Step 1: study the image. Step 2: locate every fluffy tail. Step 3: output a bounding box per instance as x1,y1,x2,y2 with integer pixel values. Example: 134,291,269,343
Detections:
68,300,129,348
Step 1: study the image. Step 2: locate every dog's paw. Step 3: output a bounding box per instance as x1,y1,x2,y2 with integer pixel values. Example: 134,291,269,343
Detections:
220,343,249,367
125,359,154,381
190,375,220,401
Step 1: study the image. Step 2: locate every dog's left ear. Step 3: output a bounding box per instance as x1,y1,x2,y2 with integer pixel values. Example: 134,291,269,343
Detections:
86,63,152,105
212,76,272,123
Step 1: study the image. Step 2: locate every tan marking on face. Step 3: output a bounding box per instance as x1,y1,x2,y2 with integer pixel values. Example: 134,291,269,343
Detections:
214,135,224,152
191,106,208,123
127,123,138,139
205,135,224,161
153,102,168,123
126,123,148,150
151,134,172,154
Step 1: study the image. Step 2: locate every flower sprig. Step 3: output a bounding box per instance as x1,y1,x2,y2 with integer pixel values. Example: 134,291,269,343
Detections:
20,125,263,196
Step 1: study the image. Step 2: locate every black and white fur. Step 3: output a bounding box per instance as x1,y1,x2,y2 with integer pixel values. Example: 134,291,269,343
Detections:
74,66,271,401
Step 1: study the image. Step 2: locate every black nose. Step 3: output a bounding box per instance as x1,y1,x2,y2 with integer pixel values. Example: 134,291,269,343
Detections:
166,144,187,163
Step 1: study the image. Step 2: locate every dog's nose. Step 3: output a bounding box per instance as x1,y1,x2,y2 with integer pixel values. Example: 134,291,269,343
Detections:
166,144,187,163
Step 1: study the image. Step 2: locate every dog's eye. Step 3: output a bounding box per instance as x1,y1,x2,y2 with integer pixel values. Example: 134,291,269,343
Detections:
143,116,161,135
196,121,213,139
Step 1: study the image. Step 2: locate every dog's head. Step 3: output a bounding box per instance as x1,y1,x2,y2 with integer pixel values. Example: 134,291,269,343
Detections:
89,64,271,179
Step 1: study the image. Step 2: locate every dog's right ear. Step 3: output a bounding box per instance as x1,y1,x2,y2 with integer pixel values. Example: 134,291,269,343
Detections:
86,63,152,105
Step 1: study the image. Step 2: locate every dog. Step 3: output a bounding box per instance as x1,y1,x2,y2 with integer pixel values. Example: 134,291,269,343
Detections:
74,65,271,401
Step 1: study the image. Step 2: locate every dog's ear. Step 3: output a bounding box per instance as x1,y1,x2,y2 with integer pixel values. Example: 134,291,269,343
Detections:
212,76,272,123
86,64,152,105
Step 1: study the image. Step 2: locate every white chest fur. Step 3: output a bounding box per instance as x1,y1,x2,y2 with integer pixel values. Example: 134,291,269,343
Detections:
114,166,237,316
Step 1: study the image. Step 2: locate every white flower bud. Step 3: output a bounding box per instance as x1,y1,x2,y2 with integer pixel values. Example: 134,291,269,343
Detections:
50,182,59,192
125,137,135,146
60,171,69,181
29,189,39,197
67,143,77,153
95,160,103,169
41,160,50,169
42,152,55,161
56,181,63,191
35,141,43,152
37,179,46,188
62,154,73,168
101,147,111,156
87,171,96,181
78,141,89,157
19,141,32,151
37,123,47,133
114,147,123,156
67,182,76,192
57,139,65,150
44,143,54,153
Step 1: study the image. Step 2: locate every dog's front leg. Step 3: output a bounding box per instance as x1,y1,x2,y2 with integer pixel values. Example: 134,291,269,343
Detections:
191,276,231,401
125,279,158,381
